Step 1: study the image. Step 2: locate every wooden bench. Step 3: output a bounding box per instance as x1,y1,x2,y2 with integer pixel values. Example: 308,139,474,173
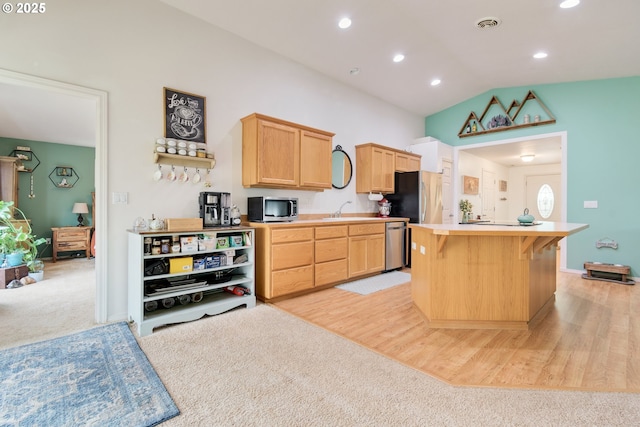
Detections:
583,262,634,285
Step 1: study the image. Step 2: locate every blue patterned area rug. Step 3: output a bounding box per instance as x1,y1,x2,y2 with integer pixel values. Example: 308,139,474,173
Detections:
0,322,179,427
336,271,411,295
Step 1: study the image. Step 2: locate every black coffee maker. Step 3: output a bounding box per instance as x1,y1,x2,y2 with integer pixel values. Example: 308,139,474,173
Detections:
199,192,231,227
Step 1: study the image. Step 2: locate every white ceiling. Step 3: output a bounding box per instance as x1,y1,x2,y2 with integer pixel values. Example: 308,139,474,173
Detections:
3,0,638,165
159,0,640,116
460,136,562,167
0,82,96,148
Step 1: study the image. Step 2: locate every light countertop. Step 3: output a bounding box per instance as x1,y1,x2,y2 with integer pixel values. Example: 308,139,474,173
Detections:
247,216,409,227
410,221,588,237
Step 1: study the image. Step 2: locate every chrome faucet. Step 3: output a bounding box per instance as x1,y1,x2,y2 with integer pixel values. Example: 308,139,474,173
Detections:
333,201,352,218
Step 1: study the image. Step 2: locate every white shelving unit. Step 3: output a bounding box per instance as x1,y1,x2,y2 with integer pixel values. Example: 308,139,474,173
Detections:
128,226,255,336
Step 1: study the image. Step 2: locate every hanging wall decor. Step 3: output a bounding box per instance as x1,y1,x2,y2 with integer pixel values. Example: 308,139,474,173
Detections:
458,90,556,138
49,166,79,188
463,175,479,195
163,87,206,143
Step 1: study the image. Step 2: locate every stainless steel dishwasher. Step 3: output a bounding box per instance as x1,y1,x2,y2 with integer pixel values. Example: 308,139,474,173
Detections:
385,221,406,271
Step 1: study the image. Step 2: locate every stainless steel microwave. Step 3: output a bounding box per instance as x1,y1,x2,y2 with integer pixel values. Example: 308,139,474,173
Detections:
247,197,298,222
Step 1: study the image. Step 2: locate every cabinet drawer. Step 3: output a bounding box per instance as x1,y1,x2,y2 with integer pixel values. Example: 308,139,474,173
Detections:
315,225,347,240
272,266,314,297
57,230,88,241
315,259,348,287
271,227,313,244
56,241,87,250
272,241,313,270
315,237,347,263
349,223,385,236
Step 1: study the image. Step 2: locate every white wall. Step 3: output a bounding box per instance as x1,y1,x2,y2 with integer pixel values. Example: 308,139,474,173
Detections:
1,0,424,321
507,163,562,219
457,152,510,221
407,137,453,173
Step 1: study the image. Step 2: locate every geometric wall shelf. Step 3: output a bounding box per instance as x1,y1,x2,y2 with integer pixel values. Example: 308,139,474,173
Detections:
49,166,79,188
9,148,40,172
458,90,556,138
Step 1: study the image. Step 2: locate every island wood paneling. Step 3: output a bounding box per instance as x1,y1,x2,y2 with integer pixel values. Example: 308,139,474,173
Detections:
410,223,586,329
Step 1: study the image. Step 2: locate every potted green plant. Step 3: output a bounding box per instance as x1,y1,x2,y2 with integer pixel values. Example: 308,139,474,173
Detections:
0,200,46,271
459,199,473,223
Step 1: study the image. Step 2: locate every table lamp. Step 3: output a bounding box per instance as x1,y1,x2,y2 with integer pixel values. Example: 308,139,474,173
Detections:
72,202,89,226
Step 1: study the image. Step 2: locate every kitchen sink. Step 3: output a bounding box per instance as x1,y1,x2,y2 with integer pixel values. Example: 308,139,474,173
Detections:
321,217,380,221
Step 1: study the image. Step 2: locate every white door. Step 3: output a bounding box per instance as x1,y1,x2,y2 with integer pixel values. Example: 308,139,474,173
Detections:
525,174,561,221
441,159,452,223
481,169,495,221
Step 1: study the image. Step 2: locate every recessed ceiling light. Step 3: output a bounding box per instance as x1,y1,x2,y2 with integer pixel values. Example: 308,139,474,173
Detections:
393,54,405,63
560,0,580,8
533,52,548,59
430,79,441,86
349,67,360,75
338,17,352,29
520,154,535,162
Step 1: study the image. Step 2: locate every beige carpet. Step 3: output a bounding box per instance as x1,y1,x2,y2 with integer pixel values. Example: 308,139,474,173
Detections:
138,304,640,426
0,258,97,350
3,260,639,425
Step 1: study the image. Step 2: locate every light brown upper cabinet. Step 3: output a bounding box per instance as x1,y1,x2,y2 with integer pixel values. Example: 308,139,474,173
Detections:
241,113,334,191
355,143,395,193
395,151,421,172
355,143,421,193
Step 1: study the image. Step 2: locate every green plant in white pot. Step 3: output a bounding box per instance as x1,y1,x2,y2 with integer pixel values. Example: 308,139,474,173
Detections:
0,200,46,271
459,199,473,223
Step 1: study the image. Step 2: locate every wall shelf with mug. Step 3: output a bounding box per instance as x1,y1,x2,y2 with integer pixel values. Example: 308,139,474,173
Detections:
153,152,216,170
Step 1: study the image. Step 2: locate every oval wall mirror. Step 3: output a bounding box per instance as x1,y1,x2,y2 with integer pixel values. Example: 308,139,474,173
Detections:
331,145,353,189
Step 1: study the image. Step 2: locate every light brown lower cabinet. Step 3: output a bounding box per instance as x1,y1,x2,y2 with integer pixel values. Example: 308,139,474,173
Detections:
315,225,348,286
270,228,314,298
348,226,385,278
253,221,388,301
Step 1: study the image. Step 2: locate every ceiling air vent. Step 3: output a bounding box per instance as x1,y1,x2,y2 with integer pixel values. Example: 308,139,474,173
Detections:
475,17,501,29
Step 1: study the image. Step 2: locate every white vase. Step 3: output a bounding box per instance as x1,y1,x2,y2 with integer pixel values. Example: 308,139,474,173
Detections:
28,271,44,282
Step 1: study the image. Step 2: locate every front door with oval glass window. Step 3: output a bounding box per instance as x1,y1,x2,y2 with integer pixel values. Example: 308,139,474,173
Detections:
525,174,561,222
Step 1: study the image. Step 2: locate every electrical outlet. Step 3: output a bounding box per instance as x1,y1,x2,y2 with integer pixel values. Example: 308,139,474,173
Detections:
45,237,52,245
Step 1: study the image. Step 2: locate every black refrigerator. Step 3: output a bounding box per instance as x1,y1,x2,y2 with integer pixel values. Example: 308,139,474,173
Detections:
385,171,443,266
385,171,443,224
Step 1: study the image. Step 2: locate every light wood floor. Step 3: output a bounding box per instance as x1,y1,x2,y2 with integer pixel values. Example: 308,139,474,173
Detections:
274,271,640,392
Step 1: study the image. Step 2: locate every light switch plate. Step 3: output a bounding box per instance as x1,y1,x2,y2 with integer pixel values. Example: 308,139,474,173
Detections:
412,242,417,250
112,192,128,204
420,245,426,255
584,200,598,209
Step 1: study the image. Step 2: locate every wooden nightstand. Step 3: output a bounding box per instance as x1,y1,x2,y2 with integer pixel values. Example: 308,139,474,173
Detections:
51,226,92,262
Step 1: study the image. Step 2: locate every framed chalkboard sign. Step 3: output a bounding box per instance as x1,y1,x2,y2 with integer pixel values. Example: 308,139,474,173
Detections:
163,87,206,143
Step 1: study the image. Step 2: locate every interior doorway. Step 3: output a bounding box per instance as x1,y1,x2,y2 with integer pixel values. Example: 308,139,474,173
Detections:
441,159,452,224
481,169,496,221
0,68,108,323
453,131,567,268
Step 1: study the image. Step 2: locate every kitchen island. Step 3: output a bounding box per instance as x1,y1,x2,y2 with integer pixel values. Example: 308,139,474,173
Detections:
409,221,588,330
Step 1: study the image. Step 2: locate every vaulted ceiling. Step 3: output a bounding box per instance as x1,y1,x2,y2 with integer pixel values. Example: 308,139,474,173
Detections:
160,0,640,116
2,0,638,165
